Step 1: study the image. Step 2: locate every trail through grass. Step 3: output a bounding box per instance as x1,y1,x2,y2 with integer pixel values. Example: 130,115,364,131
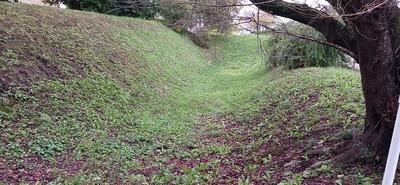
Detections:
181,36,266,114
108,36,369,184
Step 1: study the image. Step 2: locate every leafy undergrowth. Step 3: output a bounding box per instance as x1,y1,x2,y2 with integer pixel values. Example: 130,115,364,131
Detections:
0,2,386,185
132,68,383,185
0,2,210,184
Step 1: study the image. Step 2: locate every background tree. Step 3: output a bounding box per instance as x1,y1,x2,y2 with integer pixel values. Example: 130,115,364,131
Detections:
45,0,157,19
249,0,400,164
157,0,240,34
155,0,241,48
107,0,157,18
157,0,190,24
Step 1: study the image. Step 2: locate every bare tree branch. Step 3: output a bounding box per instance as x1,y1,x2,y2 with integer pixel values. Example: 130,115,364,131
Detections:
249,0,357,57
261,26,356,58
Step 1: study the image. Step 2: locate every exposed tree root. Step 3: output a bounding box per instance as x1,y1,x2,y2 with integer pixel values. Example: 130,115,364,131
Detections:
305,147,330,157
331,144,364,165
303,137,370,176
303,159,332,177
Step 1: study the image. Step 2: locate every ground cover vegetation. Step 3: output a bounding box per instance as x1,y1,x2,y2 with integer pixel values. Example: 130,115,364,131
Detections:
0,2,384,184
250,0,400,166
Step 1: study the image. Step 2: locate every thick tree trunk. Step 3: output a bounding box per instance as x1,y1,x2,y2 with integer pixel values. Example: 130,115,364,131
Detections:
349,8,399,162
329,8,400,164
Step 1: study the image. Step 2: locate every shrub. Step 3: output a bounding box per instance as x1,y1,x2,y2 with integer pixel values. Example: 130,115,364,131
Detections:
263,22,348,69
158,3,189,25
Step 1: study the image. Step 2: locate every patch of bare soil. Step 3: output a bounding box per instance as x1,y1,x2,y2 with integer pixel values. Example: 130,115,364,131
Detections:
0,155,85,184
0,53,85,92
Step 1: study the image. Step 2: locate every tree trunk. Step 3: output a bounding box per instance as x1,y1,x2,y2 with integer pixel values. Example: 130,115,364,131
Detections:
68,0,81,10
345,8,400,163
324,8,400,164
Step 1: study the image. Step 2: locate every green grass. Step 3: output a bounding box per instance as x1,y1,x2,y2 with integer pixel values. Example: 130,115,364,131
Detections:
0,2,372,184
185,35,266,114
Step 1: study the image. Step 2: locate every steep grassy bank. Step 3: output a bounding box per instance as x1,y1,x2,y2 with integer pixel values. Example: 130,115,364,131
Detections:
0,2,372,184
0,2,212,184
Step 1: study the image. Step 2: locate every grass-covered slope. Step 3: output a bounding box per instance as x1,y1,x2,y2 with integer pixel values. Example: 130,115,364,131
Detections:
0,2,372,184
0,2,209,125
0,2,210,184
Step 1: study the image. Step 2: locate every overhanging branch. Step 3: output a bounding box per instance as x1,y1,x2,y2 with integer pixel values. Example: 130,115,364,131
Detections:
249,0,357,57
262,27,356,59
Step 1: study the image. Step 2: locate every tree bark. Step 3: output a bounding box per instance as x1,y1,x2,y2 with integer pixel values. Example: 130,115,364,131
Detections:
250,0,400,163
67,0,81,10
352,7,398,161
